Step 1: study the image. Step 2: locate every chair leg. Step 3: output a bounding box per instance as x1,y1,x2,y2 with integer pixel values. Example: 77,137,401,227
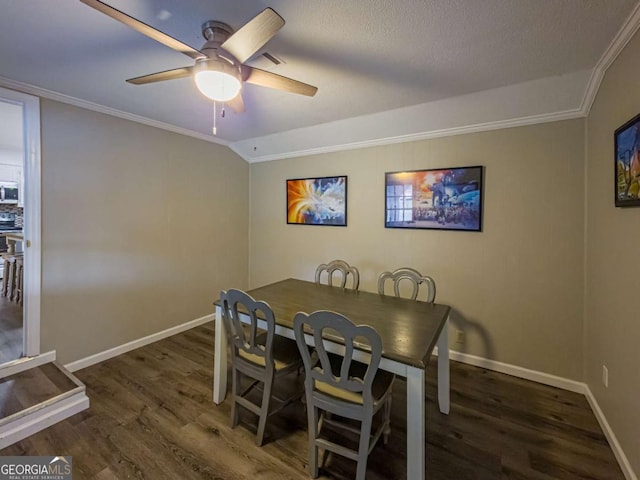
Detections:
230,367,240,428
255,375,273,446
383,396,392,445
356,415,373,480
307,403,320,478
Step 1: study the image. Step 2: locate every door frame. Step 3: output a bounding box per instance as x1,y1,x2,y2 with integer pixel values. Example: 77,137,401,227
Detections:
0,86,41,359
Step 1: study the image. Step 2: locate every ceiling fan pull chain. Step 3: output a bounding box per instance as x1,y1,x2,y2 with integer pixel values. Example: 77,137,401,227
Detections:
212,100,217,135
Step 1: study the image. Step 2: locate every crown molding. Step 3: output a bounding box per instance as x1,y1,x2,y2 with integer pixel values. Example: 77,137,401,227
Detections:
4,0,640,164
580,1,640,115
0,72,590,165
0,76,230,148
232,69,591,163
234,108,585,164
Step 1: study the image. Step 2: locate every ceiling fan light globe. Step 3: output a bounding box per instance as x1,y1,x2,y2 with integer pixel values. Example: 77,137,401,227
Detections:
194,70,241,102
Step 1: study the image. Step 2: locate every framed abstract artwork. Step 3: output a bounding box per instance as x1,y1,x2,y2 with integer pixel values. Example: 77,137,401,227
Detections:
286,176,348,226
385,166,484,232
614,113,640,207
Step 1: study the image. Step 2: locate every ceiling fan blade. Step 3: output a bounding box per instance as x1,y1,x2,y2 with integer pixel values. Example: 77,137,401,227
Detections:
244,67,318,97
222,8,285,64
126,67,194,85
80,0,205,60
226,94,245,113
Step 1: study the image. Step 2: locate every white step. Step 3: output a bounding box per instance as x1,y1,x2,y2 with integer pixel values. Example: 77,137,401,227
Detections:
0,357,89,449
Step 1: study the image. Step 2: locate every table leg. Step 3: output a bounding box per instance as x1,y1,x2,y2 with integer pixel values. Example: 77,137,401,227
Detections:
437,315,450,414
406,365,425,480
213,304,227,404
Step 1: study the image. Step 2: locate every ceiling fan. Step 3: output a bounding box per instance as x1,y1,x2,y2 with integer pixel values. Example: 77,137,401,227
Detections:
79,0,318,114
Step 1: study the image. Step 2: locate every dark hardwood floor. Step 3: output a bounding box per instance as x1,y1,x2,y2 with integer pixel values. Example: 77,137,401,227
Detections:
0,294,22,365
0,323,624,479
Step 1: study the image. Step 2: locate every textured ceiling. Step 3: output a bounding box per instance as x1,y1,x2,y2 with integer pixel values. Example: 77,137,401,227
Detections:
0,0,638,156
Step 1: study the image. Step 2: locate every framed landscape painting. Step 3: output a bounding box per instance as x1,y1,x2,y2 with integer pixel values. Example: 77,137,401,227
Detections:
287,175,347,226
385,166,484,232
614,113,640,207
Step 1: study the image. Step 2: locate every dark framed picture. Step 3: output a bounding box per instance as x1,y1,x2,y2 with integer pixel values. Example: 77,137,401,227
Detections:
385,166,484,232
286,176,347,226
614,113,640,207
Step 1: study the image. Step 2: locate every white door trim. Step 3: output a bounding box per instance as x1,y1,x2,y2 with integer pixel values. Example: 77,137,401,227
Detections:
0,86,41,358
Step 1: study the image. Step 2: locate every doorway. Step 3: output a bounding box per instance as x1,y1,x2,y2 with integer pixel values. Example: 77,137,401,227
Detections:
0,100,23,364
0,86,41,368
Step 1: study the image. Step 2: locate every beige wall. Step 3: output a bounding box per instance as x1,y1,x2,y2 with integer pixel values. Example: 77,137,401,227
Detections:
250,119,585,379
40,100,249,364
26,35,636,473
586,30,640,474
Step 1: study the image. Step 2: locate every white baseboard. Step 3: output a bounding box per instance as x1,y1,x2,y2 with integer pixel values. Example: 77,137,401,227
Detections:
436,347,586,393
434,347,635,480
585,386,638,480
64,314,214,373
0,351,56,379
0,392,89,449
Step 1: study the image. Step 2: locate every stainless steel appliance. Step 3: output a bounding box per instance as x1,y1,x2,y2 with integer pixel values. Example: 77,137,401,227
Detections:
0,182,19,204
0,212,22,278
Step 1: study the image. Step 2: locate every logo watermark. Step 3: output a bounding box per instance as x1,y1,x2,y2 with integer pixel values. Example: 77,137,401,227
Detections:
0,456,72,480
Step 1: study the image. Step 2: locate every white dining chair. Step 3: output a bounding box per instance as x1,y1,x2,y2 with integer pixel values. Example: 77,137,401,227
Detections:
293,310,394,480
315,259,360,290
219,288,303,445
377,267,436,302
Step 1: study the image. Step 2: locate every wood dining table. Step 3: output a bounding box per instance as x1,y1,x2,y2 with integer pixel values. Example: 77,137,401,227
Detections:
213,278,451,480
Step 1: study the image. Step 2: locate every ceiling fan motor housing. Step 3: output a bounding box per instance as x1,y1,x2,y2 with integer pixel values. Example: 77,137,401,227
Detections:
201,21,234,43
194,19,242,102
199,20,241,73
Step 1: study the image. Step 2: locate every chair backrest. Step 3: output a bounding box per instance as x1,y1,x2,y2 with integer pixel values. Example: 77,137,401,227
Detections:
315,260,360,290
377,267,436,302
219,288,276,373
293,310,382,406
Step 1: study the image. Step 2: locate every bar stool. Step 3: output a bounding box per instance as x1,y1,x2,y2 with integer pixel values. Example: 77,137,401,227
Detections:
14,255,24,305
1,254,9,297
2,254,15,297
2,252,23,302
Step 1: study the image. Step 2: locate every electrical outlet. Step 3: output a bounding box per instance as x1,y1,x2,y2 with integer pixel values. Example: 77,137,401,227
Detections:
456,330,465,344
602,365,608,388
